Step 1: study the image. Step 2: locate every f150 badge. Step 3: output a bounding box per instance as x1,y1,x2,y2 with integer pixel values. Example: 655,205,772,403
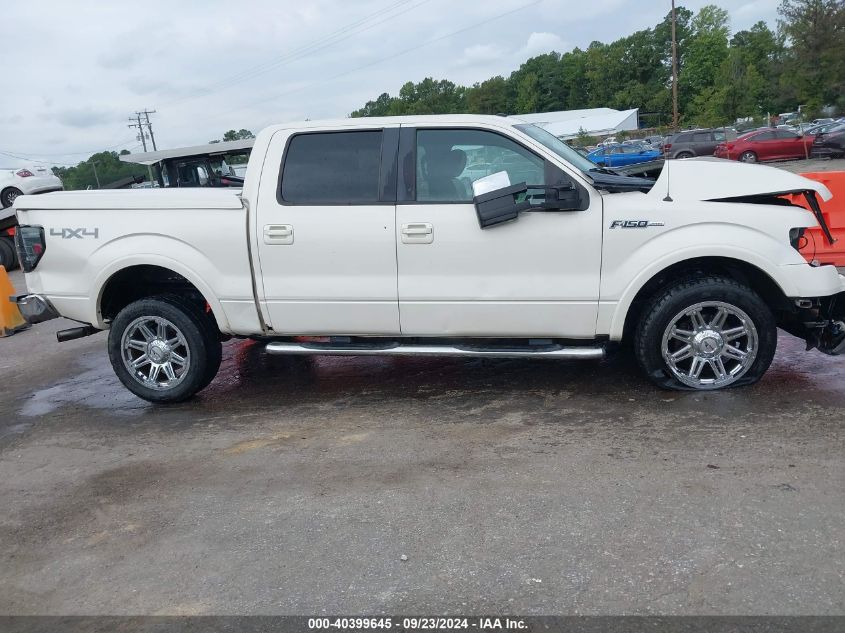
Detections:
610,220,665,229
50,228,99,239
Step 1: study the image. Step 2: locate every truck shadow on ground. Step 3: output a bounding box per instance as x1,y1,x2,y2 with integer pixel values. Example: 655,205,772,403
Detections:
9,333,845,435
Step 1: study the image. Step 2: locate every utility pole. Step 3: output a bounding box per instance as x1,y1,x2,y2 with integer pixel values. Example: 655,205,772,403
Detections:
128,112,148,152
671,0,679,131
91,161,101,189
140,109,157,151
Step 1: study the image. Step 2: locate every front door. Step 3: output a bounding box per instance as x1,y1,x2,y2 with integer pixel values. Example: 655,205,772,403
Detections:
254,126,401,335
395,126,602,338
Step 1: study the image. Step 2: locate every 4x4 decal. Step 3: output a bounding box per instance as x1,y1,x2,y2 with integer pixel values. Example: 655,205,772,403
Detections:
50,228,99,239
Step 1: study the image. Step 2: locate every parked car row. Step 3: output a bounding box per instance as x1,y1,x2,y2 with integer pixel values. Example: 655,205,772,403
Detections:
1,165,63,208
585,142,662,167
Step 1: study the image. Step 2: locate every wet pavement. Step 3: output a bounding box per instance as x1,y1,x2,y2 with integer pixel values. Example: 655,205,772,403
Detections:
1,271,844,616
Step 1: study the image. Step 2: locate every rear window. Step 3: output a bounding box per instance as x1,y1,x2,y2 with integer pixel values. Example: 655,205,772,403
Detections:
281,131,382,204
692,132,711,142
674,133,692,143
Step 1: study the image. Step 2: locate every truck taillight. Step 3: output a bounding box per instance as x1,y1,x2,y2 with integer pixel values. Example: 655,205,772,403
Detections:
16,169,34,178
663,143,672,152
14,225,46,272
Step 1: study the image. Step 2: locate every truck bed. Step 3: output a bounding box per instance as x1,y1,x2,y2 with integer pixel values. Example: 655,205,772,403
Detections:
13,188,258,335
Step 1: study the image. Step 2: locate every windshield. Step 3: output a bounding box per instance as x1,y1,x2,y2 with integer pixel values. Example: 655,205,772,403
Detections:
513,123,597,174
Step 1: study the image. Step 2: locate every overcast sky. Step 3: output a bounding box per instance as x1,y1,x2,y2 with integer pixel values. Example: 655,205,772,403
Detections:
1,0,781,167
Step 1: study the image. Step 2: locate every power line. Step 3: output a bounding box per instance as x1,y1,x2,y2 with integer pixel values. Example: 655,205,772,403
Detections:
1,138,138,159
212,0,542,128
161,0,433,109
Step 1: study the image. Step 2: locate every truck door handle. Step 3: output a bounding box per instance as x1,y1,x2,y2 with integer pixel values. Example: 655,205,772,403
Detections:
264,224,294,245
401,222,433,244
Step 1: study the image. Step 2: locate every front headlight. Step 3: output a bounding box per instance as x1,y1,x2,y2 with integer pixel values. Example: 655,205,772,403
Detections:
789,227,807,252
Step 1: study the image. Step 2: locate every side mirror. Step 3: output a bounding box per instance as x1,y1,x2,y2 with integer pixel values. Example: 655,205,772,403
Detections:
471,172,584,229
473,182,531,228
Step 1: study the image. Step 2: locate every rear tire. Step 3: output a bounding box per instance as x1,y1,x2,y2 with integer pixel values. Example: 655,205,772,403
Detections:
634,276,777,390
1,188,22,209
739,151,758,163
675,151,694,159
108,295,222,403
0,237,16,271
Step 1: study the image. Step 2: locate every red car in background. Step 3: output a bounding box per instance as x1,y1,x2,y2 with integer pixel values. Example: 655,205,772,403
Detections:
714,128,815,163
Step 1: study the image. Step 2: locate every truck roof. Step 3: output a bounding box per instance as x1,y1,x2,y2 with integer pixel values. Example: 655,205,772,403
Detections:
260,114,518,134
120,115,520,167
119,138,254,166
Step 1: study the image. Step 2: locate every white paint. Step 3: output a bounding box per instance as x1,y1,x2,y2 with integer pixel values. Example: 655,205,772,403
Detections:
13,114,845,347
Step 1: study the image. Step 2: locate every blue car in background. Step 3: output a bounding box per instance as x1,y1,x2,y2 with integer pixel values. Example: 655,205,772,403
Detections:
586,143,662,167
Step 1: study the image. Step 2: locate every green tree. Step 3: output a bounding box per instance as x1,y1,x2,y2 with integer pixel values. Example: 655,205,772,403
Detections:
777,0,845,110
51,150,148,190
466,76,512,114
223,129,255,141
349,3,839,127
513,72,540,113
351,92,396,117
730,21,785,114
682,5,731,118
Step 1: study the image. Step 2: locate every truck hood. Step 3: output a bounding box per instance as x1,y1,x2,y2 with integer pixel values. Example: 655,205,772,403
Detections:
647,157,833,202
13,188,244,211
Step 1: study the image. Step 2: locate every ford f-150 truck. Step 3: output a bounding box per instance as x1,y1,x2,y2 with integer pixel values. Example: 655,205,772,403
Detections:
11,115,845,402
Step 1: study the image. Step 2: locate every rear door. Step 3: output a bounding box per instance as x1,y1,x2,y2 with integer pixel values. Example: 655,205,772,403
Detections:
774,129,810,159
254,125,401,335
394,125,602,338
691,131,718,156
748,130,776,159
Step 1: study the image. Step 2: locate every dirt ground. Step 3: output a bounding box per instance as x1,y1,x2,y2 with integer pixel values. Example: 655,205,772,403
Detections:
1,263,843,615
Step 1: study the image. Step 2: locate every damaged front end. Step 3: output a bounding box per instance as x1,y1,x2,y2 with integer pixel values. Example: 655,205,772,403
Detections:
782,294,845,356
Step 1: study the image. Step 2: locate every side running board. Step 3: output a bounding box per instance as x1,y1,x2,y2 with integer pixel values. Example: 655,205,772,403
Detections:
264,341,604,360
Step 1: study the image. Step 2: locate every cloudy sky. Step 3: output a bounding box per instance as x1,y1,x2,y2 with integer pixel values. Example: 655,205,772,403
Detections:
1,0,781,167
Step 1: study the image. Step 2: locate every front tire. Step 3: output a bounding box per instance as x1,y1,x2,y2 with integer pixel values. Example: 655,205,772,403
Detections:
634,276,777,390
108,295,222,403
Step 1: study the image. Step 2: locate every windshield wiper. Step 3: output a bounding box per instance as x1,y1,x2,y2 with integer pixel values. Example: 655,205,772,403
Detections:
589,166,621,176
588,169,655,193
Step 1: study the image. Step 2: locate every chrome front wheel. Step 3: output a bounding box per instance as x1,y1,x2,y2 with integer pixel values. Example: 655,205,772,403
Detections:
661,301,758,389
121,316,191,391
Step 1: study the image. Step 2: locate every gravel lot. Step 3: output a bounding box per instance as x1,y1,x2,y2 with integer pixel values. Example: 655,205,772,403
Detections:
1,159,844,616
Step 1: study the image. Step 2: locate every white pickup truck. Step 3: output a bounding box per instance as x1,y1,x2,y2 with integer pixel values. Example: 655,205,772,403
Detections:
11,115,845,402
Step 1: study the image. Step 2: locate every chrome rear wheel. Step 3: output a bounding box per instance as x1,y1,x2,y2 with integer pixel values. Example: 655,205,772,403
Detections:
121,315,191,391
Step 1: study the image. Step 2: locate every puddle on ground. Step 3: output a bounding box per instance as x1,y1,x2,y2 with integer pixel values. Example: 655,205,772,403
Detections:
19,354,149,417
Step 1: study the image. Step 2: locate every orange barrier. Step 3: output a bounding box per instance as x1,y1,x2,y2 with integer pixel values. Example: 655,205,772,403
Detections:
787,172,845,267
0,265,29,337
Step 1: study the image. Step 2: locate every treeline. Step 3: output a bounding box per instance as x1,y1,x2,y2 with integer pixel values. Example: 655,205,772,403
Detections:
351,0,845,127
51,151,148,191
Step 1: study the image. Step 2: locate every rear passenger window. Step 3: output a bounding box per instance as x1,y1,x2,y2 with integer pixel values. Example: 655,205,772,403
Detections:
281,131,382,204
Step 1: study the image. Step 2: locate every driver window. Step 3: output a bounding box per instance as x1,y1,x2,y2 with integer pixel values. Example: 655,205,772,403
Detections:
416,129,544,203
